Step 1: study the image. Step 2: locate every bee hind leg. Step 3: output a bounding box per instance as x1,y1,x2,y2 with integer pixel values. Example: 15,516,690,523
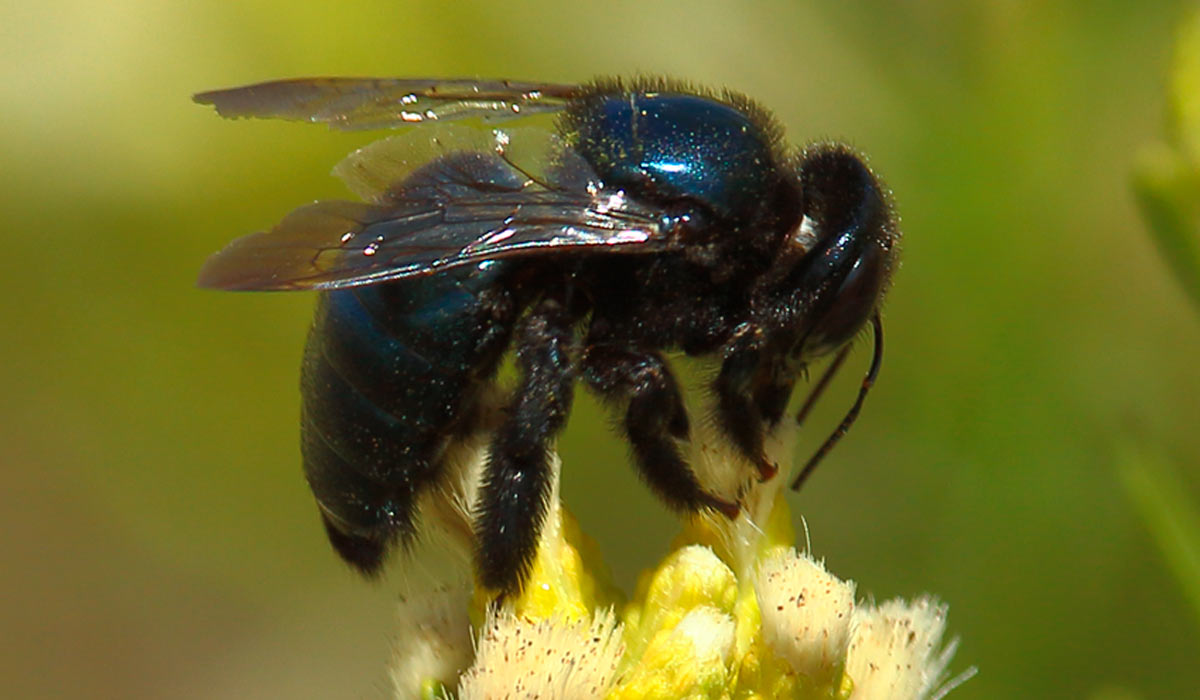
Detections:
474,297,577,594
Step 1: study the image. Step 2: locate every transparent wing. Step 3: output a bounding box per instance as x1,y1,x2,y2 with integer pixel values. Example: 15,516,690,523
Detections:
331,123,564,203
197,146,671,291
193,77,581,130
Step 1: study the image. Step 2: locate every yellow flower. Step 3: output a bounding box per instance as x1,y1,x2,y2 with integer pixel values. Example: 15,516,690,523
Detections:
390,428,973,699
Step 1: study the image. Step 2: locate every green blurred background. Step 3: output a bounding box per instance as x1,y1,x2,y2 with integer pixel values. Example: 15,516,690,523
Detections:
4,0,1200,697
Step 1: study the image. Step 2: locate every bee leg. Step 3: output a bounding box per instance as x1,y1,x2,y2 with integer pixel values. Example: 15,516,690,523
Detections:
582,345,739,519
714,324,779,481
475,297,577,594
754,365,796,429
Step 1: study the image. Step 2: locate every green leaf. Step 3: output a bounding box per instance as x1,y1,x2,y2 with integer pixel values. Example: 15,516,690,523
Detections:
1132,145,1200,310
1133,8,1200,314
1116,442,1200,631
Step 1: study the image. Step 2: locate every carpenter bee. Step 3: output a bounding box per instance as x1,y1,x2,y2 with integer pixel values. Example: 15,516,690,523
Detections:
196,76,899,593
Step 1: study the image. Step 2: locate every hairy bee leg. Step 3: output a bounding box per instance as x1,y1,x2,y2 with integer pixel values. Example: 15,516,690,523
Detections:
754,368,796,428
475,297,577,593
583,345,739,518
714,324,779,481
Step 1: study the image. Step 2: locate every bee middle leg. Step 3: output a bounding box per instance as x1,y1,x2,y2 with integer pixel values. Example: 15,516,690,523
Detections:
582,345,738,518
474,297,576,594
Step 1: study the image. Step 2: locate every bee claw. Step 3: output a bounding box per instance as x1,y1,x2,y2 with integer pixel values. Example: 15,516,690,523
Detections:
756,455,779,482
703,494,741,519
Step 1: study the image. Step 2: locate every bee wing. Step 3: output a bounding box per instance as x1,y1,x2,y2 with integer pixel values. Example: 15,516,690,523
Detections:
331,123,564,203
197,150,672,291
193,77,581,130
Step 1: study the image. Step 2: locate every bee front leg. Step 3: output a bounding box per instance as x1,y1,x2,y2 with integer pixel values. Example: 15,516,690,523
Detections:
474,297,576,594
582,345,738,519
714,323,780,481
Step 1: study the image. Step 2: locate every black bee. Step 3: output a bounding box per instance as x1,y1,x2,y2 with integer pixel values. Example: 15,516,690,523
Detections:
196,77,898,593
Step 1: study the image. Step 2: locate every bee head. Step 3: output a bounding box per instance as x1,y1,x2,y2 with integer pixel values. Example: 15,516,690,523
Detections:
779,145,899,361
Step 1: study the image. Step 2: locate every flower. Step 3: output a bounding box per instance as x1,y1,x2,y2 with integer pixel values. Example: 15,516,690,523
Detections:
389,426,972,699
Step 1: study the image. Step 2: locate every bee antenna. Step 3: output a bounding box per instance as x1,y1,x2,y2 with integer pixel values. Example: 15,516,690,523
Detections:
794,344,852,427
790,312,884,491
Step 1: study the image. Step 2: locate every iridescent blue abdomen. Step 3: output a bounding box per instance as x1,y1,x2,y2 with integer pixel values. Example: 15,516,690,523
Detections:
300,260,516,569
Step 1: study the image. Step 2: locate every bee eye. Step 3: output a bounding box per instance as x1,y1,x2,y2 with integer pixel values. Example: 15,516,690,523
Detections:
801,239,887,357
789,146,895,359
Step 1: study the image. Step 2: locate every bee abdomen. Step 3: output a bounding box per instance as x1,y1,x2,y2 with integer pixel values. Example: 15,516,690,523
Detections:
300,263,517,573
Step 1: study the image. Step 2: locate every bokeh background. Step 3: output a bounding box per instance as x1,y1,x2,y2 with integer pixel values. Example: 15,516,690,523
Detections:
4,1,1200,697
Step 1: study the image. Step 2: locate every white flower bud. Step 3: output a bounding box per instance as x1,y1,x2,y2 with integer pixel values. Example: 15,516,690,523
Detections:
846,596,971,700
457,609,624,700
755,548,856,686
